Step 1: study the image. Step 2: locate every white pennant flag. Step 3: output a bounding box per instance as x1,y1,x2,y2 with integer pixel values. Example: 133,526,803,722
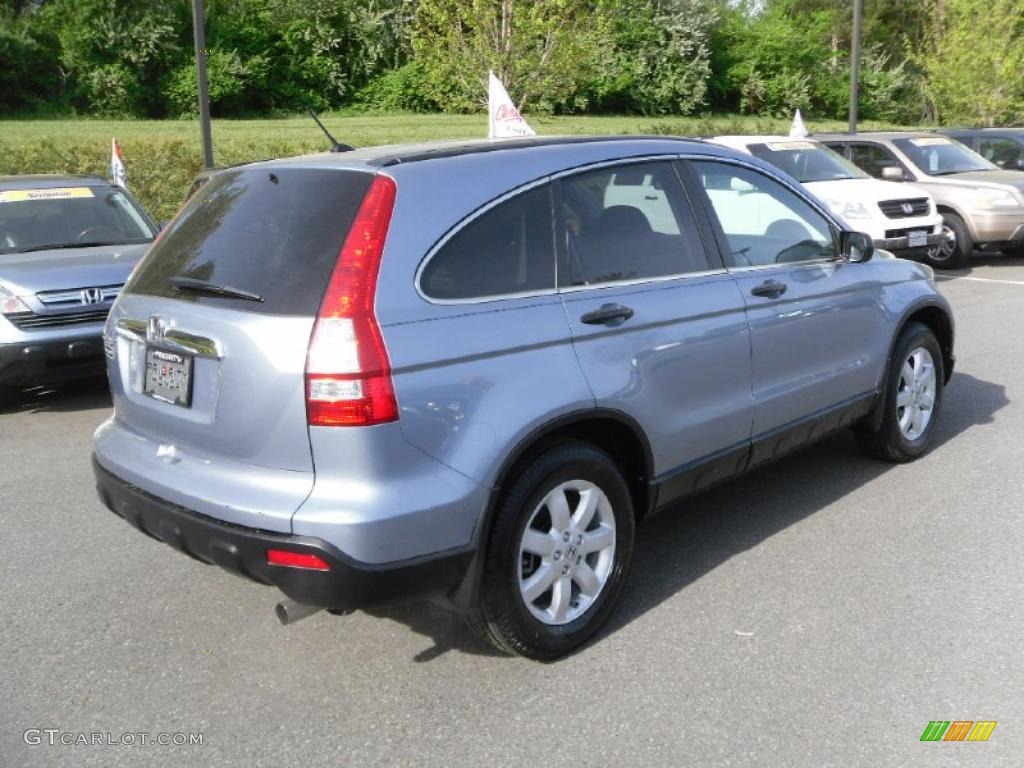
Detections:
487,71,535,139
111,138,127,189
789,109,809,139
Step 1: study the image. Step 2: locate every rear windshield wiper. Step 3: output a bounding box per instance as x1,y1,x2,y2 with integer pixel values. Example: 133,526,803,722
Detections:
15,240,135,254
169,275,264,302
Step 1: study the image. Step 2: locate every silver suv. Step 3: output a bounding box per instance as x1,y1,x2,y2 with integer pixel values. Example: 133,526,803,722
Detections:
92,137,955,660
1,175,157,393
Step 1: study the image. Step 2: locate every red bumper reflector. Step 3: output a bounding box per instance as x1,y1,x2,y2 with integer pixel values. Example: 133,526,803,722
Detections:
266,549,331,571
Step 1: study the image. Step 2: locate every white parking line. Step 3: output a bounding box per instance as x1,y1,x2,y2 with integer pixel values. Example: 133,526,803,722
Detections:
936,275,1024,286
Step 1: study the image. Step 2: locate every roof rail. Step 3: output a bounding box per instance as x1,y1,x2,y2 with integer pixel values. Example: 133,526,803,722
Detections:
368,135,705,167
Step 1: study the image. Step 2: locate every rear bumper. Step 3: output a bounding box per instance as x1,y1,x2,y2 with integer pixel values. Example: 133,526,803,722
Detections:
0,335,105,386
93,456,474,611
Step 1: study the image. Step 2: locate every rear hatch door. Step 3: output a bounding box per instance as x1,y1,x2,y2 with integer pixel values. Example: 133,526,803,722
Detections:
99,165,374,532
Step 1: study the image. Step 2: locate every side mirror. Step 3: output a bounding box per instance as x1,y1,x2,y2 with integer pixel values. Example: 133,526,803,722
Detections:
842,231,874,263
881,166,905,181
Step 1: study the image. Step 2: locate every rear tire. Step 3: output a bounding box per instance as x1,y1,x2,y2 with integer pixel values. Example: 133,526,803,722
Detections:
923,213,972,269
467,441,635,661
857,322,944,463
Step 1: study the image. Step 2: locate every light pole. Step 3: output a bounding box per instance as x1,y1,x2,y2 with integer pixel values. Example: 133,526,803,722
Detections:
848,0,863,134
192,0,214,168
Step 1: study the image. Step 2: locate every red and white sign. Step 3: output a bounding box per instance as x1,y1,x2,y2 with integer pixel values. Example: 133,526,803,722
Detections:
111,138,127,189
488,71,535,139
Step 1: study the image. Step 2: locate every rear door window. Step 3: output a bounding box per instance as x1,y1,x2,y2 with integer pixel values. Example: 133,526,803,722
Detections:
557,161,709,286
127,168,373,316
419,184,555,301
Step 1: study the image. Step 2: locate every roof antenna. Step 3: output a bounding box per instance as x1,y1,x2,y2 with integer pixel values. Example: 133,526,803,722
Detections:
308,109,354,153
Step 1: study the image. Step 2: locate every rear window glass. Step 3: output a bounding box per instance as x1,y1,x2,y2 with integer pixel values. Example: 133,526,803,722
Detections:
419,184,555,300
127,168,373,316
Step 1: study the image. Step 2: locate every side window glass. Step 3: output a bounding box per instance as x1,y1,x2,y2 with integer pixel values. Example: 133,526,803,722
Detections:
692,161,837,268
978,138,1023,169
850,144,900,178
558,161,709,286
420,184,555,300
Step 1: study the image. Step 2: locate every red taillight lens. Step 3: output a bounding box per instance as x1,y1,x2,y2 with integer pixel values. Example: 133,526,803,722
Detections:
266,549,331,571
306,175,398,427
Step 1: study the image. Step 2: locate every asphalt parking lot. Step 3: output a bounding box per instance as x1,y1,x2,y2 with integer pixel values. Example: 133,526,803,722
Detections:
2,255,1023,768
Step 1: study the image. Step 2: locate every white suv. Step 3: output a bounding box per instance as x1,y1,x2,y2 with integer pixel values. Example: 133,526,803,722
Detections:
712,136,945,266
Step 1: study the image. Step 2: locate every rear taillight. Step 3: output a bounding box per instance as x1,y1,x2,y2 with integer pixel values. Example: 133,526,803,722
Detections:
306,174,398,427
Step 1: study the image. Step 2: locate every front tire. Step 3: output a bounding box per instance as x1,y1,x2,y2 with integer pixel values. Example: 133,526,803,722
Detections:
857,322,944,463
923,213,972,269
467,441,635,661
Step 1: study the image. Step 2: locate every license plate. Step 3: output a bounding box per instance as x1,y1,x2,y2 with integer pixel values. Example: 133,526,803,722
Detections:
144,347,193,407
908,230,927,247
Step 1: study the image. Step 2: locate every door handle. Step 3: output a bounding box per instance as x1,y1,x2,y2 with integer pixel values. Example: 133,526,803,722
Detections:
750,279,788,298
580,303,635,325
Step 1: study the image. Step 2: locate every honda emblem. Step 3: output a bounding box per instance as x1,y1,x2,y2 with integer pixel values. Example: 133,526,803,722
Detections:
81,287,103,304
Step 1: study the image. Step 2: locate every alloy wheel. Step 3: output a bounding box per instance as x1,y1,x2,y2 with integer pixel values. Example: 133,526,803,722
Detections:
517,480,617,626
896,346,937,441
933,224,957,261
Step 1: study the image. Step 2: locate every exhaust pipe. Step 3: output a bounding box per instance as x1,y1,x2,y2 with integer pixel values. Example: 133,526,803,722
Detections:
275,598,323,626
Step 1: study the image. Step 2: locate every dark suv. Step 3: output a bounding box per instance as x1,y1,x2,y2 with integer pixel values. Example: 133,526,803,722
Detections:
940,128,1024,171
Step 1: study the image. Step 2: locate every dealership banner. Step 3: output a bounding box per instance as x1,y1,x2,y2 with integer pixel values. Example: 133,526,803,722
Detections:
111,138,127,189
488,71,535,139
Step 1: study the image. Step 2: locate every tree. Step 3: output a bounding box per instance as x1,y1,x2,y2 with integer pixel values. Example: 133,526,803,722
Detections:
916,0,1024,125
593,0,716,115
0,5,61,113
411,0,608,113
41,0,187,116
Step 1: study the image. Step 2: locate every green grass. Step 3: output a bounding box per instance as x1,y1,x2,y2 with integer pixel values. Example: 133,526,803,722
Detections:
0,112,914,221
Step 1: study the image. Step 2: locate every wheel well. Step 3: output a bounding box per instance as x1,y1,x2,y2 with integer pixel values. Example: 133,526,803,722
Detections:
497,415,653,521
905,305,954,383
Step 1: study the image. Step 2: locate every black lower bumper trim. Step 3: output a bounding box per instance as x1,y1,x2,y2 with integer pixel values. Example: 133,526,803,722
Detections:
875,232,943,257
93,456,474,611
0,336,105,386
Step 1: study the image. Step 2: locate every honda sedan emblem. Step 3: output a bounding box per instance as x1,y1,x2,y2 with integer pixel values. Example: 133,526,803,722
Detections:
147,315,166,343
81,287,103,304
902,202,914,215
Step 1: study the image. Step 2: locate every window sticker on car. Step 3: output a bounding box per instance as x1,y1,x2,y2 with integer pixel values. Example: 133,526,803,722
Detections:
0,187,96,204
909,137,952,147
765,141,817,151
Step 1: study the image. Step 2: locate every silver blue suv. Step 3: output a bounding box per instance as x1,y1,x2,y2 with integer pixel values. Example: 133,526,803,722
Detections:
92,137,955,660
